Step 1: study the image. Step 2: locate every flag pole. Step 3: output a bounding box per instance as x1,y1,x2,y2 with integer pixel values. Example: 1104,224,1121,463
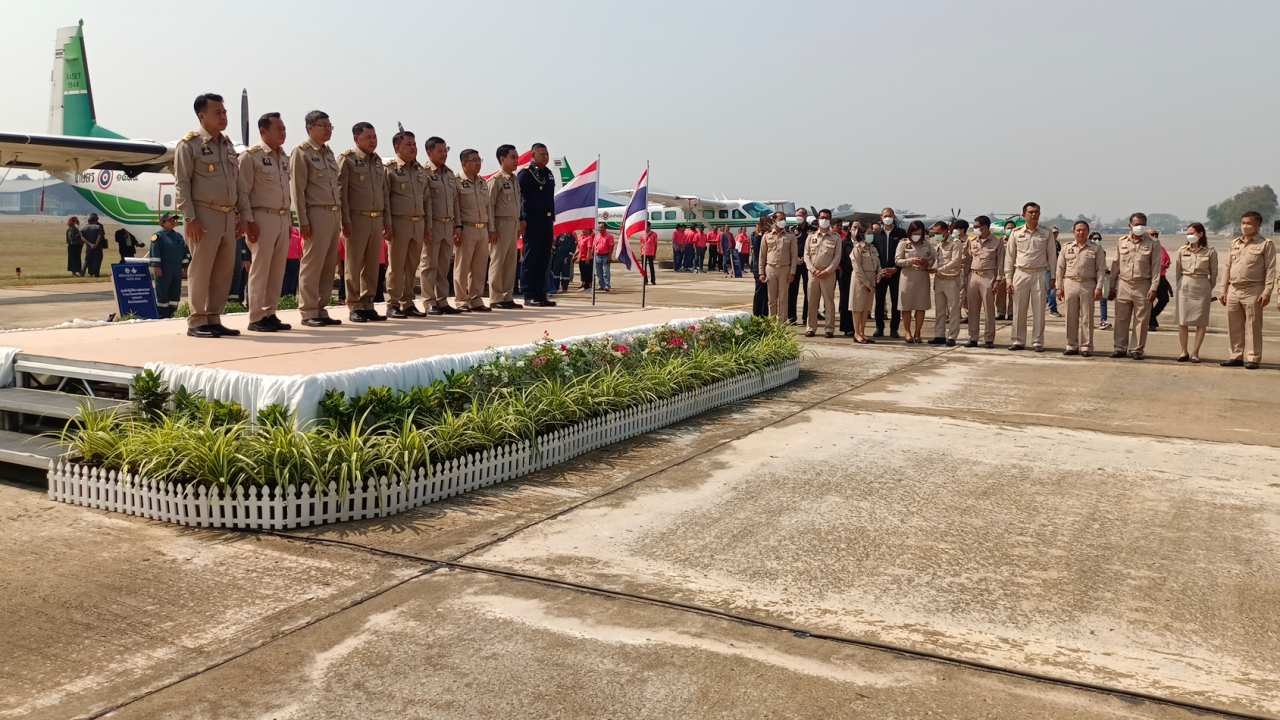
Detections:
640,160,649,308
590,154,601,307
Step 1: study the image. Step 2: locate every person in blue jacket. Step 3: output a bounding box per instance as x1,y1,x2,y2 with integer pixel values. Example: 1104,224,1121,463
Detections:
150,213,190,318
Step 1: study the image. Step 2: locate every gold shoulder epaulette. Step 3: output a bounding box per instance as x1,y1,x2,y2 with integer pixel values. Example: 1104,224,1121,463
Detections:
181,131,198,142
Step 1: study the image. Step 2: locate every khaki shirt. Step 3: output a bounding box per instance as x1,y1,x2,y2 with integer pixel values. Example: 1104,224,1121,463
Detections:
1175,243,1217,291
236,143,290,224
173,127,238,221
457,174,493,228
966,234,1004,274
1056,240,1106,286
895,237,935,269
488,170,521,221
851,241,880,290
1220,235,1276,297
933,236,966,278
385,157,431,222
337,148,388,226
426,161,459,225
1004,225,1057,280
803,229,841,274
289,138,340,229
761,229,798,274
1111,233,1161,284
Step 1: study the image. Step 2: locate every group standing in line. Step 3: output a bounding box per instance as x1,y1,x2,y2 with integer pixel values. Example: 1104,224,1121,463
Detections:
755,203,1276,368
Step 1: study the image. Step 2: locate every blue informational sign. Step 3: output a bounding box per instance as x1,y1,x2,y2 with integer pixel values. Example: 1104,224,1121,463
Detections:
110,262,160,320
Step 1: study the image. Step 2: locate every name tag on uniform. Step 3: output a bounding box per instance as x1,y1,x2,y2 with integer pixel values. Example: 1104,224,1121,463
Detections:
502,181,512,190
200,146,212,156
262,157,272,166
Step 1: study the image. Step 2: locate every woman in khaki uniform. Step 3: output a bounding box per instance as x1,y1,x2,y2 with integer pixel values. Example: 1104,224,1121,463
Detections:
1175,222,1218,363
759,213,798,320
848,231,881,344
895,220,936,343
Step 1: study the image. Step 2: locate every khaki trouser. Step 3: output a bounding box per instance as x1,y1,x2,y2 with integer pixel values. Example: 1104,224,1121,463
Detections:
1113,277,1152,353
247,209,290,323
765,267,790,319
489,217,519,304
1011,268,1047,347
345,212,384,311
388,215,425,310
300,206,341,320
806,271,837,333
421,219,454,309
187,205,237,328
454,225,488,309
1063,277,1097,351
933,275,963,340
966,271,996,343
1226,284,1264,363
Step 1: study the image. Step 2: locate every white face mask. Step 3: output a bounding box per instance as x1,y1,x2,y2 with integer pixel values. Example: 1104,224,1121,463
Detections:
949,230,961,239
1186,234,1198,243
1131,224,1146,237
774,218,786,229
882,217,894,226
818,218,831,229
910,234,922,242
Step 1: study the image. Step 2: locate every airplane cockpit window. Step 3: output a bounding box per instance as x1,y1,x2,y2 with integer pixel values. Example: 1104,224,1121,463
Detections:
718,210,729,219
732,210,745,219
742,201,772,217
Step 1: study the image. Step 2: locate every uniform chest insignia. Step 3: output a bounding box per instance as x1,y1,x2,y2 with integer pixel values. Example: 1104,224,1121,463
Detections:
400,183,406,190
262,157,272,166
502,181,512,190
462,180,472,188
200,146,213,156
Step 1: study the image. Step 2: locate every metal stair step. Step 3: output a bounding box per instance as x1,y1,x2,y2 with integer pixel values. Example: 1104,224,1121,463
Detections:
0,429,63,469
0,388,129,420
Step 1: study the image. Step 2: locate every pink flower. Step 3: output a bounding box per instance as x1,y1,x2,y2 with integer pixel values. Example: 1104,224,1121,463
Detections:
690,324,700,333
667,337,686,349
559,344,570,353
612,343,630,355
532,355,549,368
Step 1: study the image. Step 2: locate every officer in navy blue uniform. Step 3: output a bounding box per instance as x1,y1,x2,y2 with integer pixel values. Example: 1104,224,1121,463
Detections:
150,213,190,318
517,143,556,307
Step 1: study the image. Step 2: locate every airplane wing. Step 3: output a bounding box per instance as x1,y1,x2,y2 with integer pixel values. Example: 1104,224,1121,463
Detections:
614,188,738,210
0,132,172,174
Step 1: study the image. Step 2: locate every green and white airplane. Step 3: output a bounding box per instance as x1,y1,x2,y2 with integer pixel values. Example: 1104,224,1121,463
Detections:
0,21,250,236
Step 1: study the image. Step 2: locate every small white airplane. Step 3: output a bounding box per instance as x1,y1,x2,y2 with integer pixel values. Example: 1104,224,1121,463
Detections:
0,21,250,237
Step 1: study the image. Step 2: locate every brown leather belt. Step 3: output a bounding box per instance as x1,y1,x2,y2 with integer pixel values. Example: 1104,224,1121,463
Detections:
309,204,340,212
355,211,383,218
196,201,235,213
393,215,423,222
467,223,486,229
253,207,289,215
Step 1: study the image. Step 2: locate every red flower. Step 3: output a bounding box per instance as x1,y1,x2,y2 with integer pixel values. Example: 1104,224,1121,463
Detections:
667,337,687,349
612,343,630,354
559,344,569,353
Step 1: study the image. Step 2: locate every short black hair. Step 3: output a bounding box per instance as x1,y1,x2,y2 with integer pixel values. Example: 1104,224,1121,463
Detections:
1129,211,1148,224
1242,210,1263,223
1022,201,1040,214
257,112,281,131
531,142,547,152
1073,219,1090,230
426,136,447,151
459,148,480,162
352,121,374,136
1004,219,1016,227
392,130,414,148
193,93,224,115
818,208,832,217
304,110,329,129
929,221,948,232
496,144,517,163
952,219,970,232
906,220,927,235
974,215,991,227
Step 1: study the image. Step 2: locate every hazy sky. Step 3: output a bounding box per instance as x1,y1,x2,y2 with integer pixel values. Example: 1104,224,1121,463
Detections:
4,0,1277,221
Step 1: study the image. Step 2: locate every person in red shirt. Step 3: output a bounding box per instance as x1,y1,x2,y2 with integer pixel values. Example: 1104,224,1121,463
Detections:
282,226,304,297
734,228,750,278
693,225,709,273
671,224,686,272
591,221,615,291
575,230,593,290
641,228,658,284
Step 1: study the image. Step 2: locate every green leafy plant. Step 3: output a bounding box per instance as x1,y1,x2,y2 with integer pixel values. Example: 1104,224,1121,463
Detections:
130,369,170,423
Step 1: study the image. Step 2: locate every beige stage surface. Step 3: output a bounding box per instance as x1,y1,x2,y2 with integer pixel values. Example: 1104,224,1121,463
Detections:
2,305,721,376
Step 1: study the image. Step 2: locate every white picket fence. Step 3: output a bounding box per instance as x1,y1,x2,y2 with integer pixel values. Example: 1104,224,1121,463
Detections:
47,360,799,530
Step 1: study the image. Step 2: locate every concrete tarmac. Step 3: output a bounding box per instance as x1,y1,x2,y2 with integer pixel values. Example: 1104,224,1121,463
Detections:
2,268,1278,719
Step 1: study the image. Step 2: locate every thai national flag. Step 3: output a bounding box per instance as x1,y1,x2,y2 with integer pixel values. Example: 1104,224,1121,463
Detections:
482,150,532,181
616,167,648,277
553,158,598,236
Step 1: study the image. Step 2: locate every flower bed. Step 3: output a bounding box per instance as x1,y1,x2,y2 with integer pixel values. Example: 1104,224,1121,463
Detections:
47,316,800,529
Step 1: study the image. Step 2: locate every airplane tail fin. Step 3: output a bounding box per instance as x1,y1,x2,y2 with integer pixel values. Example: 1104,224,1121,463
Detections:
48,21,124,139
554,156,575,185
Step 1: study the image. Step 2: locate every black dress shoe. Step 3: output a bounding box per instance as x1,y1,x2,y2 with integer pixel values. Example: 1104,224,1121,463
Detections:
1220,358,1244,367
247,320,277,333
1008,344,1024,351
427,307,445,316
494,301,524,309
348,311,369,323
889,332,902,339
824,331,834,338
186,325,218,338
388,307,408,319
1245,362,1260,370
945,339,956,347
404,305,427,317
928,337,945,345
966,339,978,348
871,331,885,338
267,315,292,331
471,305,492,313
1130,351,1144,360
211,324,240,337
321,316,342,326
984,341,995,349
302,318,328,327
1063,348,1079,356
367,310,387,321
1110,350,1127,358
440,305,462,315
804,330,816,337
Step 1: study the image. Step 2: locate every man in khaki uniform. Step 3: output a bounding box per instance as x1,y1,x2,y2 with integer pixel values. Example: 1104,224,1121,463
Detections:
1004,201,1057,351
1107,212,1162,359
173,93,241,338
290,110,343,327
760,212,798,319
930,220,967,346
453,149,493,312
237,112,292,333
488,144,523,309
803,209,841,337
422,136,461,315
965,215,1004,348
1218,210,1275,369
338,122,390,322
1055,220,1106,356
384,129,431,318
